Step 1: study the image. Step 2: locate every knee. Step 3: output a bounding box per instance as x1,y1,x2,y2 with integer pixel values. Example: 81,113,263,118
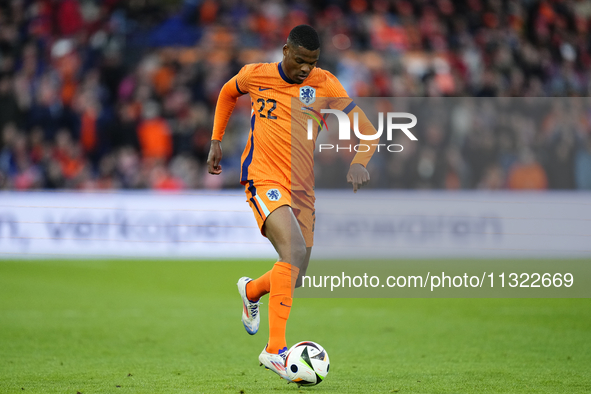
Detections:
291,241,307,267
276,240,306,267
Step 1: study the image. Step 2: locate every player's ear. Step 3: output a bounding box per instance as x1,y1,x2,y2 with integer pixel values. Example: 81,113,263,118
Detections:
282,44,289,58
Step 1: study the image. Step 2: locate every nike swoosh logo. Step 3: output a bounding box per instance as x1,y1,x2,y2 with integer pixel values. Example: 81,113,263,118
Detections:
280,302,291,308
259,87,271,91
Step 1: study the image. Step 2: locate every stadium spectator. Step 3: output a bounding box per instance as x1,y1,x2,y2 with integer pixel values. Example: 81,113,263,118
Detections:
137,101,173,161
0,75,22,131
575,135,591,190
507,149,548,190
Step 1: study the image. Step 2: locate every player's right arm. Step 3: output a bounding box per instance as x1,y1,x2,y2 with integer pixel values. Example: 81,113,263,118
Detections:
207,71,250,175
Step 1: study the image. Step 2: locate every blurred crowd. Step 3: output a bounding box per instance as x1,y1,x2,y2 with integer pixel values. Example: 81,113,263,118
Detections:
0,0,591,191
314,97,591,189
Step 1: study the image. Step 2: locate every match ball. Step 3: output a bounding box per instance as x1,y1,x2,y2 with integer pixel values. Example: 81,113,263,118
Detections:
285,341,329,386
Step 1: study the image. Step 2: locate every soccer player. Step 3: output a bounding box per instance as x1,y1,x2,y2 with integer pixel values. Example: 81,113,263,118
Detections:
207,25,376,381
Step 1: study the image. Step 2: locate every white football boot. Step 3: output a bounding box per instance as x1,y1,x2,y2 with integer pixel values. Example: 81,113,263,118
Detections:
237,277,260,335
259,346,292,382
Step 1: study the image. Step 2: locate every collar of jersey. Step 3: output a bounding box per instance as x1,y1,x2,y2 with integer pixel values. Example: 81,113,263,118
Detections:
278,62,297,84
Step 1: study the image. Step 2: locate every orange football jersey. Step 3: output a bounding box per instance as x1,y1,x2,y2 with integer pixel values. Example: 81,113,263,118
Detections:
213,62,355,191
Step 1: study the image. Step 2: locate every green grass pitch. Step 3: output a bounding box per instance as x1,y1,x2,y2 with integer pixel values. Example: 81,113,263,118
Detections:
1,259,590,393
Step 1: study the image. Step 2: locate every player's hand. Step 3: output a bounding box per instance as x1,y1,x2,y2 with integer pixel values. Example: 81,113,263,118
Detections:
347,163,370,193
207,140,223,175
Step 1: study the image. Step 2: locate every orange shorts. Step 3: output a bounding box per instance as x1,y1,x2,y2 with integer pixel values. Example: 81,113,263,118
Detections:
244,181,315,247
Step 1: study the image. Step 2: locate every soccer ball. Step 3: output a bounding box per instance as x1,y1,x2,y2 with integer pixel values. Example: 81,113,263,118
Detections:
285,341,330,386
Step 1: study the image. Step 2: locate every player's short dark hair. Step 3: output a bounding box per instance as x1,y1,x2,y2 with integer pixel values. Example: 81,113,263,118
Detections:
287,25,320,51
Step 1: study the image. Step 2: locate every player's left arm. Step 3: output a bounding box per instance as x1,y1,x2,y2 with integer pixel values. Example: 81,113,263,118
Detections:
346,107,378,192
325,73,378,192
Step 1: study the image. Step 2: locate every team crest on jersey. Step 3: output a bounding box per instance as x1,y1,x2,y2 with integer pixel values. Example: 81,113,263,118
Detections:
299,86,316,105
266,189,282,201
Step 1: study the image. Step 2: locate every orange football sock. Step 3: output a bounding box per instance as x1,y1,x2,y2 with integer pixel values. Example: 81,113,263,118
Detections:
267,261,299,354
246,270,271,302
